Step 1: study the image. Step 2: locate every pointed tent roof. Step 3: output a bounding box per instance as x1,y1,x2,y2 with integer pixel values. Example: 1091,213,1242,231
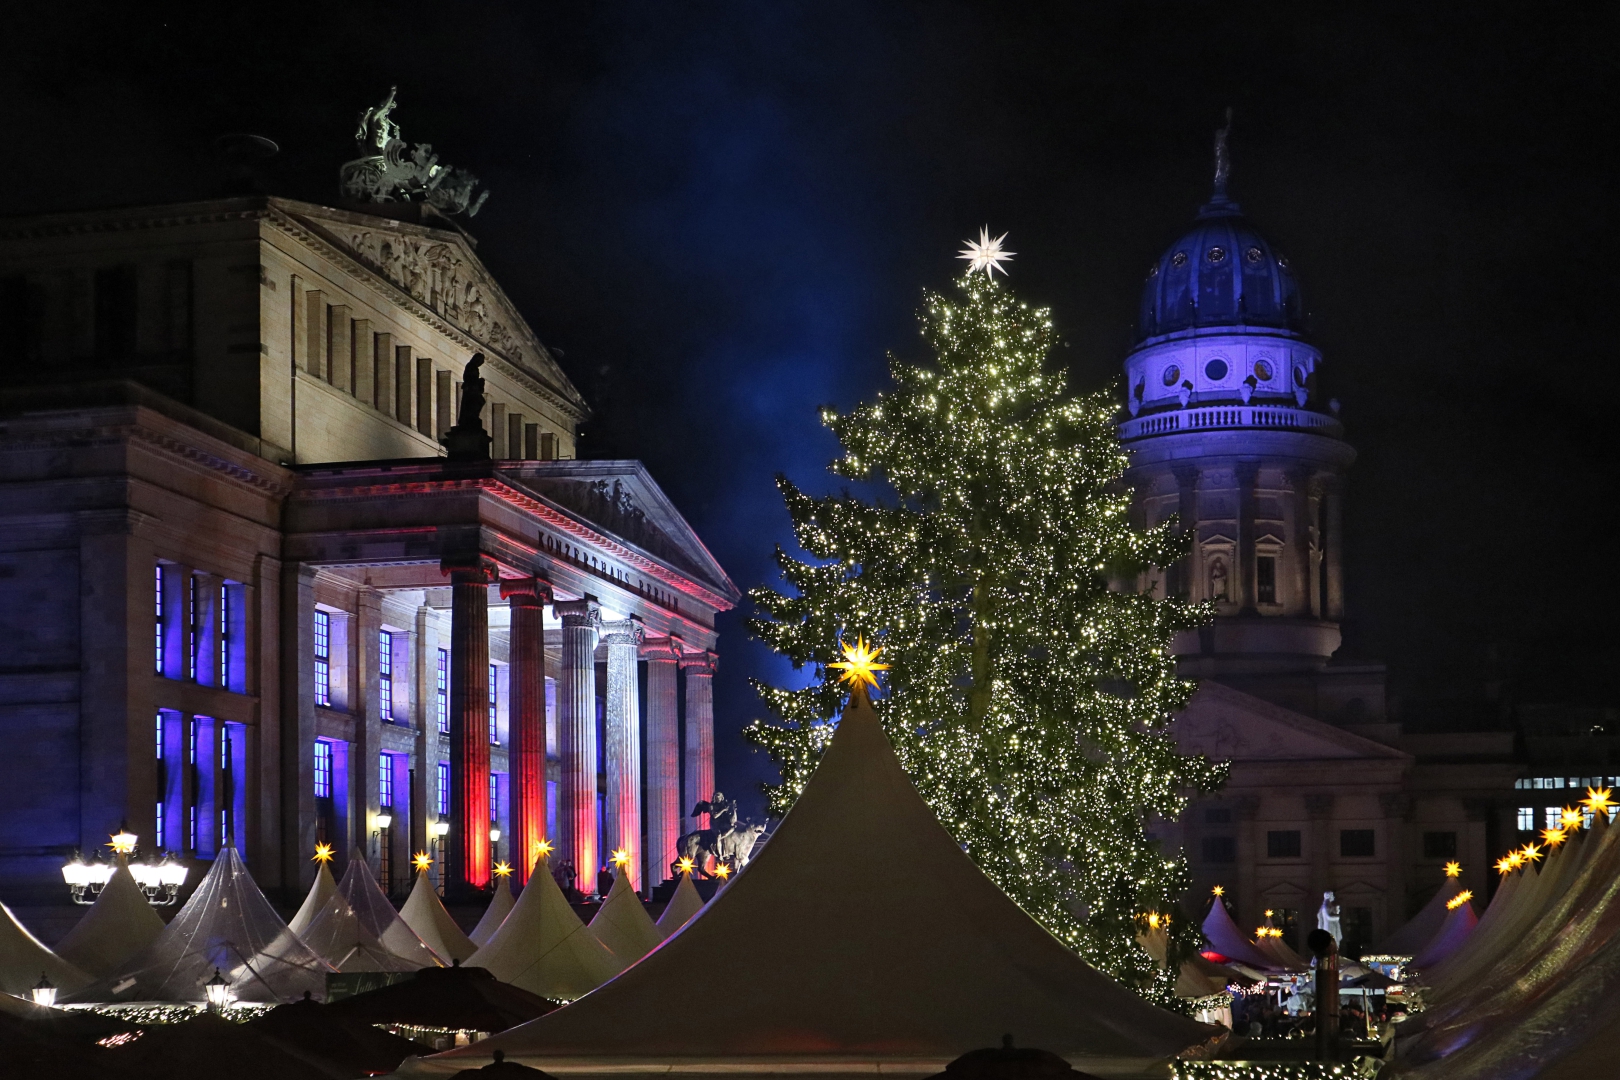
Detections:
469,878,516,947
401,871,478,963
587,865,662,971
300,891,421,972
1376,872,1464,956
336,857,443,969
288,860,338,937
653,871,703,938
463,856,620,1002
1199,893,1276,970
68,846,332,1003
0,899,91,997
1412,897,1477,970
420,691,1216,1075
54,864,167,978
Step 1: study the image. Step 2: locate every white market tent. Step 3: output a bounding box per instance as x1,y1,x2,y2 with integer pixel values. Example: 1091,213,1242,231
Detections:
54,864,166,978
299,891,420,972
468,877,515,947
463,853,620,1001
333,856,442,969
587,865,663,972
68,846,331,1003
287,859,338,937
409,689,1218,1077
1199,892,1278,970
1410,896,1476,970
1374,870,1464,957
0,900,91,998
400,868,478,963
652,871,703,938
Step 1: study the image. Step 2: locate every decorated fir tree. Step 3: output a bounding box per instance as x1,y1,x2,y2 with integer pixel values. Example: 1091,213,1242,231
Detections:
746,231,1227,1001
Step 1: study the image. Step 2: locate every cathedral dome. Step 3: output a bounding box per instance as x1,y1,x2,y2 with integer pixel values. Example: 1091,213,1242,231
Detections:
1136,196,1304,344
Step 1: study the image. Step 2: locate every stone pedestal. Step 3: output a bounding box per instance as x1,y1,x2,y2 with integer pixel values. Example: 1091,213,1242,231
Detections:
556,599,600,895
501,577,551,884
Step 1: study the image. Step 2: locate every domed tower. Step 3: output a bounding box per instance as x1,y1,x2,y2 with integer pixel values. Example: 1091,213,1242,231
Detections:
1122,123,1361,711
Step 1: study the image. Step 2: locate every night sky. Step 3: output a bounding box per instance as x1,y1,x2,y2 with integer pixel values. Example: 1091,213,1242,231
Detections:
6,3,1616,814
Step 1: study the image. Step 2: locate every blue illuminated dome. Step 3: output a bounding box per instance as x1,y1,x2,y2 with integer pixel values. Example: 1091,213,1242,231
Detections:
1136,194,1303,344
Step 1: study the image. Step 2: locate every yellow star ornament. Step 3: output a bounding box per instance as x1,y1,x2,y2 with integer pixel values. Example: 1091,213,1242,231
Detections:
1447,890,1474,910
1443,861,1462,878
1583,787,1614,818
312,843,335,865
1560,807,1584,830
412,852,433,873
828,635,889,694
493,861,513,878
611,848,632,869
676,856,695,875
713,863,731,879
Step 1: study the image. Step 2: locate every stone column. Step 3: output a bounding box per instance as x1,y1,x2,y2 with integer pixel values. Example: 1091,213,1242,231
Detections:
1323,479,1346,621
555,599,601,894
1234,795,1261,930
1379,792,1412,938
355,589,383,870
642,636,683,886
282,565,318,891
442,556,494,896
1236,461,1260,614
602,619,645,890
500,577,552,884
1305,793,1335,913
1173,466,1200,600
1288,467,1314,617
681,651,718,832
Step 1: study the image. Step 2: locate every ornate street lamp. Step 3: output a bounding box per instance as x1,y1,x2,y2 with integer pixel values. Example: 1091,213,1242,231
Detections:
30,974,56,1008
62,831,187,905
204,968,233,1013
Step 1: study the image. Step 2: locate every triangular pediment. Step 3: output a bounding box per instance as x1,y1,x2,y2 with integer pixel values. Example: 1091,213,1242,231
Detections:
1200,532,1236,548
1173,680,1411,763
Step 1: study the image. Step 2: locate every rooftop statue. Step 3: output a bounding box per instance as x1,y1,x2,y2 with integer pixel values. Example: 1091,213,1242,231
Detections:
340,86,489,217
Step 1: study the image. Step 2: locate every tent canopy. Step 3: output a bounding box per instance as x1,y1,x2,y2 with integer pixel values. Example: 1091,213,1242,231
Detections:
0,900,92,998
653,871,703,938
1198,894,1277,970
587,865,663,971
401,870,478,963
289,860,339,937
301,891,421,972
1376,873,1464,956
469,879,516,948
335,856,443,969
463,854,619,1002
54,864,167,978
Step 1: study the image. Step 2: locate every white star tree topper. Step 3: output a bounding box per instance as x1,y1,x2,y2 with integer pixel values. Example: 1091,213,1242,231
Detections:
958,226,1015,278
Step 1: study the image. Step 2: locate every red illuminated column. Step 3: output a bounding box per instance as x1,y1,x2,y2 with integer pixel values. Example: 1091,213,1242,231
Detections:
681,650,717,832
602,619,644,890
555,598,600,895
443,556,494,896
501,576,551,884
641,636,682,885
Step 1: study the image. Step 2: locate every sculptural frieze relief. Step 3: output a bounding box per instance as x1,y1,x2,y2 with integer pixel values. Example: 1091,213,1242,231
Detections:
340,86,489,218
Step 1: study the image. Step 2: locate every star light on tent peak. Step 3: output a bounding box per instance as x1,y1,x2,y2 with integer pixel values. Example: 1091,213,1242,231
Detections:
958,226,1015,278
828,635,889,692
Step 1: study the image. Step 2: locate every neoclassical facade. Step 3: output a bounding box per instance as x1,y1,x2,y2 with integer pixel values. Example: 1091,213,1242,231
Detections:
0,194,738,918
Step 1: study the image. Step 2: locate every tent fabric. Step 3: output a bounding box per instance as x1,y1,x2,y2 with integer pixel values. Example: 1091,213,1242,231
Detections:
1375,874,1463,956
1411,898,1477,970
54,863,168,978
653,871,703,938
0,899,92,997
412,690,1217,1076
289,861,339,937
251,994,428,1076
300,891,421,972
68,845,333,1003
463,855,620,1002
1135,925,1243,999
401,870,478,963
1198,896,1277,970
470,879,516,947
335,856,444,969
326,962,559,1033
587,866,663,971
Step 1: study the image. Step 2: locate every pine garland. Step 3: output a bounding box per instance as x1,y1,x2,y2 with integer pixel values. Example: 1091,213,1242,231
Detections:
746,270,1227,1002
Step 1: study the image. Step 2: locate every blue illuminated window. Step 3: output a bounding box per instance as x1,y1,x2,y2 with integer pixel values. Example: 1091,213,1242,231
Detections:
154,564,165,674
379,754,393,808
314,740,333,799
378,630,394,720
489,664,499,744
436,761,450,817
490,773,499,822
436,649,449,733
189,575,200,681
219,583,230,690
314,611,331,707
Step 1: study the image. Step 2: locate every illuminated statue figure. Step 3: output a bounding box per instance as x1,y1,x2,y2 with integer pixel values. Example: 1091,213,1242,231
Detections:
1316,890,1342,945
673,792,765,879
1209,558,1229,602
340,86,489,217
441,353,492,460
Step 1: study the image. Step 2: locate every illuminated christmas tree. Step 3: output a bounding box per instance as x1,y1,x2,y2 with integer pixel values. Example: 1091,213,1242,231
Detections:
746,232,1227,1000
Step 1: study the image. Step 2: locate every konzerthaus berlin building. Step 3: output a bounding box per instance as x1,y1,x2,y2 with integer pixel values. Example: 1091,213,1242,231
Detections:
0,192,739,916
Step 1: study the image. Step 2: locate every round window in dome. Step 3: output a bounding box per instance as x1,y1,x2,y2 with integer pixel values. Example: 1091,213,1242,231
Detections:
1162,364,1181,387
1204,358,1229,381
1253,359,1274,382
1146,264,1159,280
1171,251,1188,268
1277,253,1291,271
1245,246,1263,264
1207,246,1226,263
1293,365,1307,387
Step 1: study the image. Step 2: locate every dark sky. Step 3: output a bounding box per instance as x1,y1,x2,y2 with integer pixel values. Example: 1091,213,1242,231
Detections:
6,2,1617,813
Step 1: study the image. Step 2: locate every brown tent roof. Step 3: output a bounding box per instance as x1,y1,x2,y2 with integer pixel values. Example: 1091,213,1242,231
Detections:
411,691,1216,1074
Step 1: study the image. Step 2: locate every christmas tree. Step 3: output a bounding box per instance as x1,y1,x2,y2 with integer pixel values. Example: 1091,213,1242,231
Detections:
746,231,1227,1000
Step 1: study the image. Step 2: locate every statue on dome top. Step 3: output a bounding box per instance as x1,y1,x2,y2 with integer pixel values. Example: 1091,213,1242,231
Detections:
1212,106,1234,200
340,86,489,217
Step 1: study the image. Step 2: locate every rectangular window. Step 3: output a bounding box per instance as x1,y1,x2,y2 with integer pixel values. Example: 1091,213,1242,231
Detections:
1256,556,1277,604
1267,830,1302,858
1204,808,1232,824
490,773,500,822
378,630,394,721
1518,806,1535,831
219,583,230,690
436,649,449,734
189,805,197,852
155,564,165,674
489,663,499,744
1340,829,1376,857
156,802,164,848
436,761,450,817
1546,806,1563,830
1201,836,1236,863
314,610,331,707
314,740,333,799
378,754,393,808
189,575,200,681
1423,831,1458,859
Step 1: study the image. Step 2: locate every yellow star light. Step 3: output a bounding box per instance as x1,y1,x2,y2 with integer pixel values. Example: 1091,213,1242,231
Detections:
493,861,513,878
827,635,889,692
532,838,554,862
1560,807,1585,830
1447,889,1474,911
108,830,138,856
676,856,696,875
412,852,433,873
1520,843,1543,863
1583,787,1614,818
1542,827,1567,847
1506,850,1525,870
958,226,1016,279
1443,861,1462,878
611,848,631,869
713,862,731,879
1211,885,1225,897
312,843,334,864
1495,856,1514,875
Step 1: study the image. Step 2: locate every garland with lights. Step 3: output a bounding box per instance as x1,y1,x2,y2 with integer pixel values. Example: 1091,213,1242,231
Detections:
746,252,1227,1001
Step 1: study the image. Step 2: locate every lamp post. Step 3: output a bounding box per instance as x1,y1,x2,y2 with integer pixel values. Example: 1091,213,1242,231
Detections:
30,974,56,1008
62,831,187,905
204,968,232,1014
